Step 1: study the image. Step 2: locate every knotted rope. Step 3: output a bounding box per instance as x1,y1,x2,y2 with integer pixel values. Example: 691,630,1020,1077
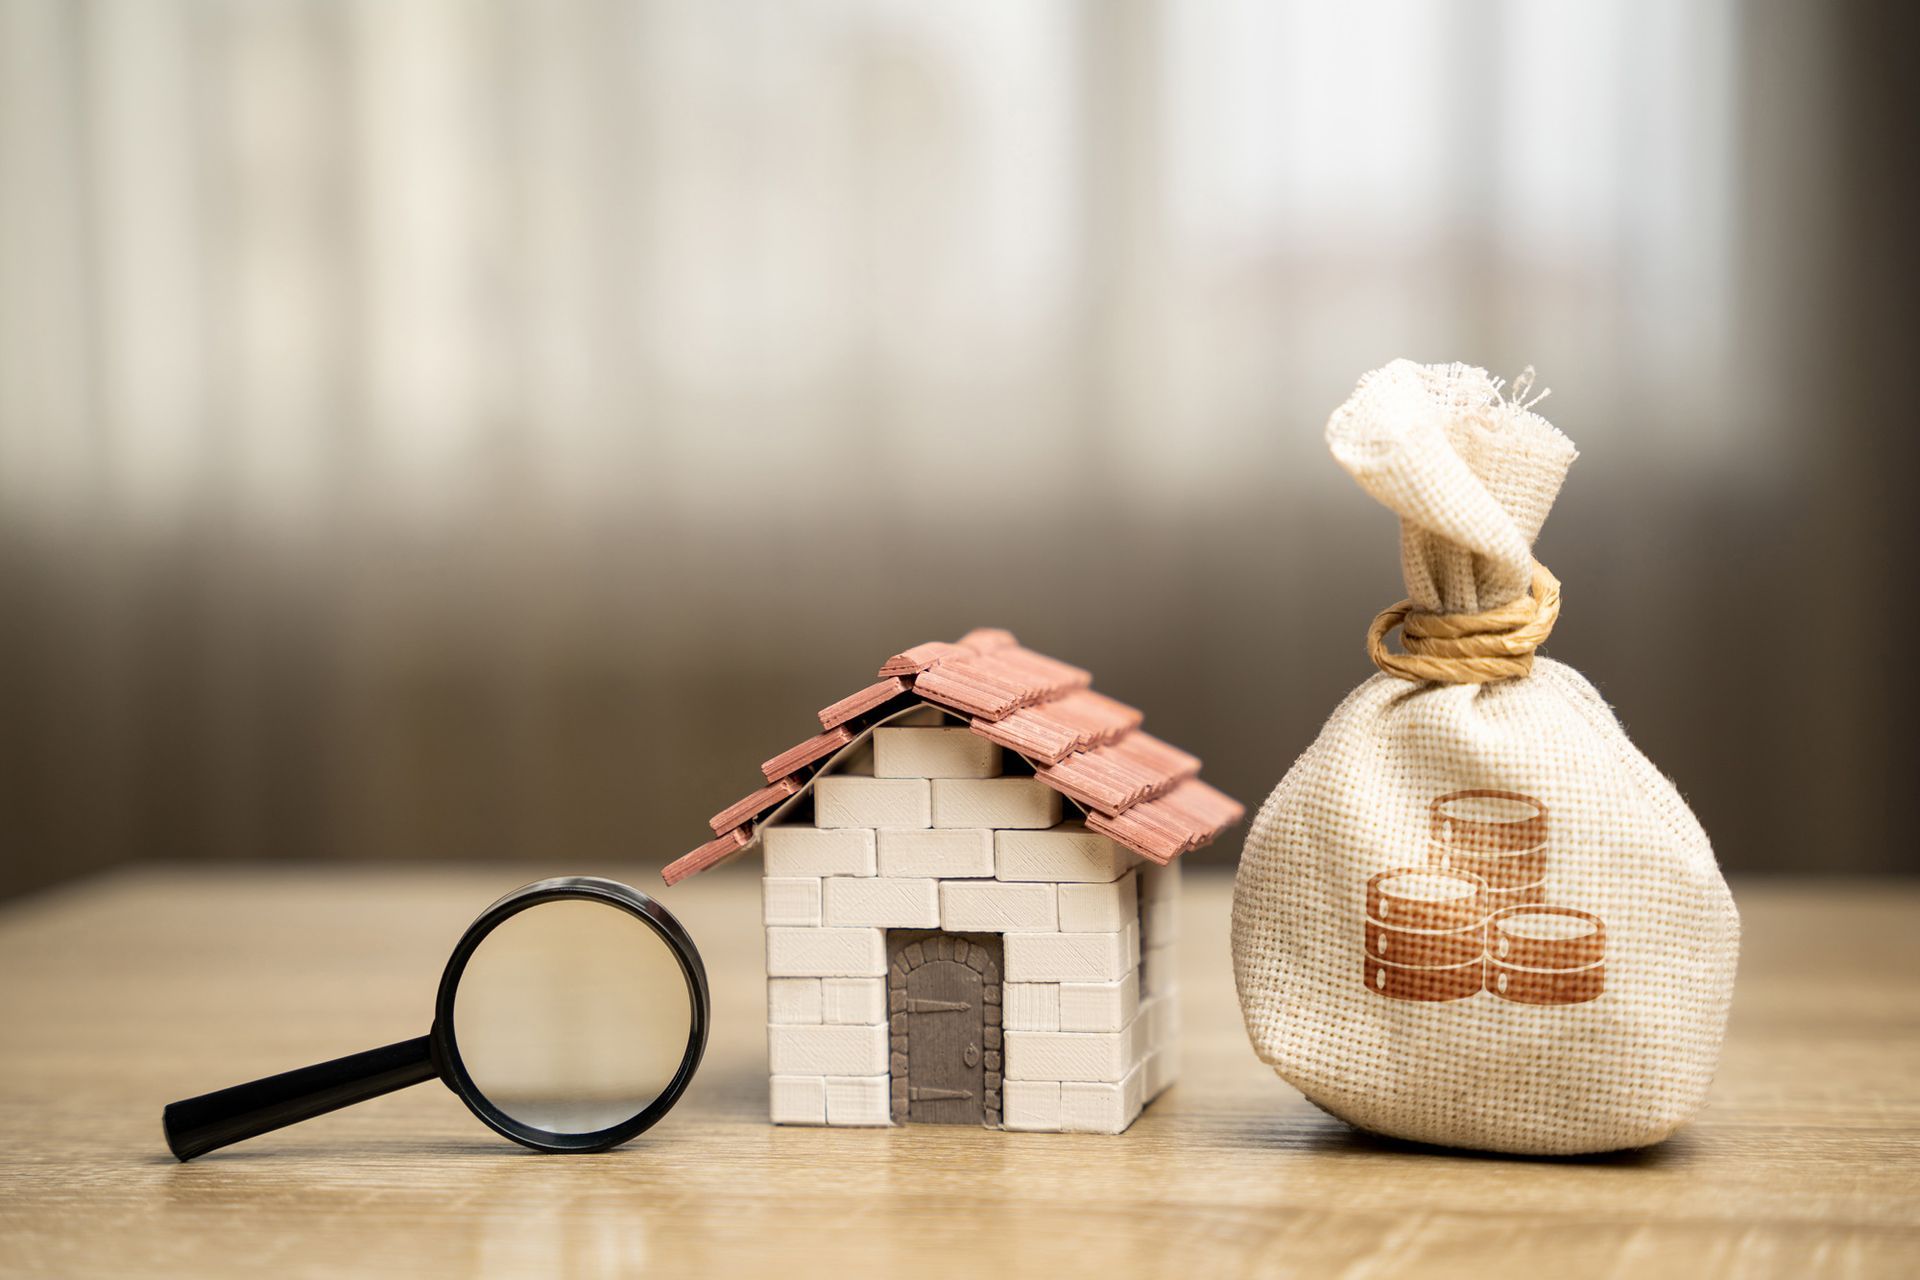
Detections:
1366,561,1562,684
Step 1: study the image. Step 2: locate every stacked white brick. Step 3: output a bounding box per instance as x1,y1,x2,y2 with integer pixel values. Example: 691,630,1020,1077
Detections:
760,720,1182,1133
663,629,1242,1137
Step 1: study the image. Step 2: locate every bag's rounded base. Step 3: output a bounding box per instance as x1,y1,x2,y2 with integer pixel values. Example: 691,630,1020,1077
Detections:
1231,660,1739,1158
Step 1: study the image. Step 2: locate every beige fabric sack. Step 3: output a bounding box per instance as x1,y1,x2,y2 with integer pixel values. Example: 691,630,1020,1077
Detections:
1231,360,1739,1155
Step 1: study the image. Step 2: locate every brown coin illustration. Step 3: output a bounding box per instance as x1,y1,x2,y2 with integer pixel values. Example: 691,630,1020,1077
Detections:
1429,790,1548,852
1486,958,1605,1005
1366,917,1486,968
1365,867,1488,932
1364,955,1486,1002
1485,905,1607,1005
1488,905,1605,968
1428,839,1547,891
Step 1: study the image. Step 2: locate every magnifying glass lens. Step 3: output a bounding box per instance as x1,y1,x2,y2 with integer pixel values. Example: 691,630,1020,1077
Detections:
452,898,693,1135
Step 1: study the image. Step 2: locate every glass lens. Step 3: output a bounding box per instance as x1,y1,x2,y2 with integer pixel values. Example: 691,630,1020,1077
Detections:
452,899,692,1135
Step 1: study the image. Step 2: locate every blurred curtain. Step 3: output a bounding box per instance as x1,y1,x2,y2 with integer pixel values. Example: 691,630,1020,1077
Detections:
1,1,1912,897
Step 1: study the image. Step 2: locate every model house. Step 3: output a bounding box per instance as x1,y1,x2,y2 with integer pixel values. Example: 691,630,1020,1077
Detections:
663,629,1242,1134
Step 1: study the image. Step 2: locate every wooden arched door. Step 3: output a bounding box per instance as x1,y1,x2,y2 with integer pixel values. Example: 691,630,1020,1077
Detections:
886,931,1002,1128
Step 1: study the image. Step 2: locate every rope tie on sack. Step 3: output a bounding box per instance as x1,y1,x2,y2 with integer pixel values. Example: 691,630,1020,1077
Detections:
1367,561,1562,685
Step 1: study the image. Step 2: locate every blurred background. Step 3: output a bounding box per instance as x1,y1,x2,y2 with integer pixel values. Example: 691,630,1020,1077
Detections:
2,0,1914,901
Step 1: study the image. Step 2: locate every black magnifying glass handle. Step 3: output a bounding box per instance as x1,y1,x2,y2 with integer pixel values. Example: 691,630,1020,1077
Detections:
163,1035,438,1161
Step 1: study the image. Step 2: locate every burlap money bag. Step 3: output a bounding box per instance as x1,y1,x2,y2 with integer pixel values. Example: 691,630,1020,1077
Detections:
1231,360,1739,1155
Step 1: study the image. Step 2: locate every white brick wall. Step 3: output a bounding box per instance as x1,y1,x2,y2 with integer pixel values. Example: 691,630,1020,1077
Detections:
930,778,1062,829
766,977,891,1027
821,877,940,928
765,926,887,977
1062,1063,1145,1134
1140,991,1181,1101
758,725,1179,1133
1058,972,1139,1033
1000,1000,1155,1134
769,1075,826,1125
995,822,1136,882
939,881,1057,932
877,828,994,878
1003,983,1060,1032
824,1075,891,1126
1057,872,1137,932
1004,1028,1135,1083
1003,1080,1062,1131
1143,1046,1177,1101
762,877,822,927
771,1074,892,1125
1143,991,1180,1048
768,1024,889,1075
873,727,1002,779
821,978,887,1025
1141,860,1180,946
814,777,931,829
997,893,1161,1132
1004,922,1137,982
764,827,876,877
768,978,822,1024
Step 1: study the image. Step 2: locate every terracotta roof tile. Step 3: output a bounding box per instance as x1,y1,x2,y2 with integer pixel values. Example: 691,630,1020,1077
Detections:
973,690,1144,764
911,659,1031,719
818,676,911,729
1156,777,1245,830
1033,732,1199,815
709,776,801,835
969,713,1075,765
666,630,1243,883
913,645,1093,720
1105,731,1202,782
1085,780,1245,863
760,725,854,783
1084,808,1185,863
878,641,966,678
663,826,749,886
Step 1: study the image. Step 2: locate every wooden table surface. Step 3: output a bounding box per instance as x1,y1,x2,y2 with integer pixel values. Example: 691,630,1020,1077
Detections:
1,868,1916,1279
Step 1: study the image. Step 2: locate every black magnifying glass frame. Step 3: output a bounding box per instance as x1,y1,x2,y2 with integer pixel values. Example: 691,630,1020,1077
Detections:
163,876,709,1161
435,876,709,1153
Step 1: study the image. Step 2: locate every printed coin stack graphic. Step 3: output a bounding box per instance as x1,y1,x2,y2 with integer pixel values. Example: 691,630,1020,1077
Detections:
1363,868,1490,1000
1363,790,1607,1006
1486,905,1605,1004
1429,790,1548,912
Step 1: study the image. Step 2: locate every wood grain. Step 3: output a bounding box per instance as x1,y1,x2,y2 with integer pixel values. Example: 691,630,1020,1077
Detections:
1,869,1916,1278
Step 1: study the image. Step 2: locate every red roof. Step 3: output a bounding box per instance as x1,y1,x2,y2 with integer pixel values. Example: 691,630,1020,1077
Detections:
662,630,1243,885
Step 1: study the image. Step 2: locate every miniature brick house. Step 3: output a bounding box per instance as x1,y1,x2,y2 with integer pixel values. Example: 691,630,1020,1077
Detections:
663,629,1242,1134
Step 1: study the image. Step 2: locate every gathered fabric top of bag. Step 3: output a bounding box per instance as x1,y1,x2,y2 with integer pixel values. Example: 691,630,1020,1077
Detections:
1328,361,1579,685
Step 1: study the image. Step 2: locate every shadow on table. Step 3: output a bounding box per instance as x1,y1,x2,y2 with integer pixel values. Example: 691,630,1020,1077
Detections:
1182,1102,1696,1168
148,1138,574,1165
1303,1124,1694,1167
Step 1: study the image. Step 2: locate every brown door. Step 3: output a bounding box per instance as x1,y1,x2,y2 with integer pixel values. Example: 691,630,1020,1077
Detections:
888,932,1001,1127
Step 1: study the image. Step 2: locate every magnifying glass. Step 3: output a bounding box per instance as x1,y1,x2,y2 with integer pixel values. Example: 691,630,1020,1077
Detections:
163,876,708,1160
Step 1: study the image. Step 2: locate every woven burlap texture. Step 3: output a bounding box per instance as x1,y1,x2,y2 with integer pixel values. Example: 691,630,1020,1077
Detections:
1231,360,1740,1155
